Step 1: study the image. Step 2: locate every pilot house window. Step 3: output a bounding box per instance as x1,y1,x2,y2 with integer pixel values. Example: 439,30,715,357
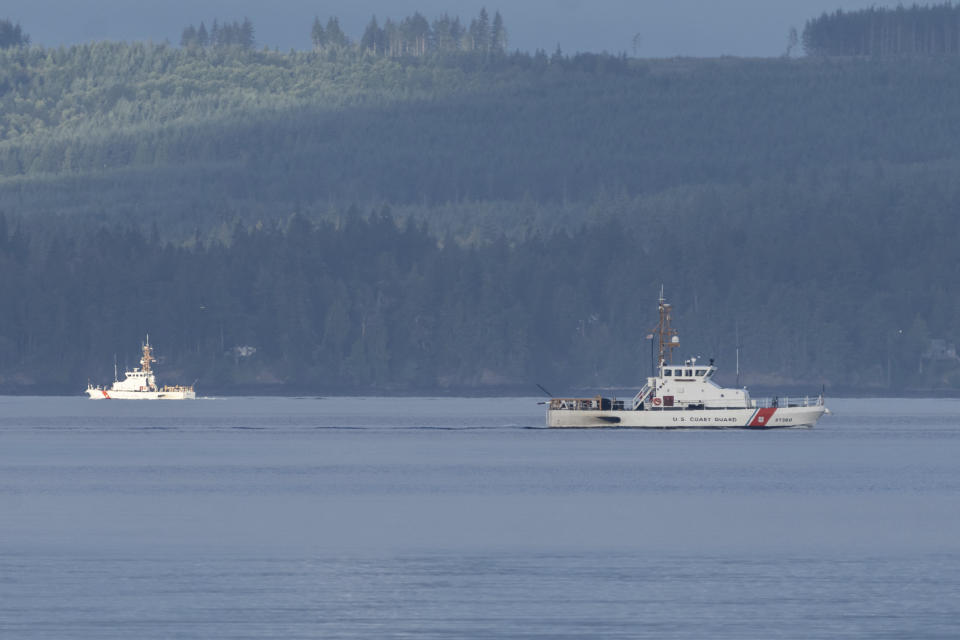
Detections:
695,369,706,377
685,369,693,377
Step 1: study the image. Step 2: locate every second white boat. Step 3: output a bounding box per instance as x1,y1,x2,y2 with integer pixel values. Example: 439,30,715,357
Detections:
86,335,195,400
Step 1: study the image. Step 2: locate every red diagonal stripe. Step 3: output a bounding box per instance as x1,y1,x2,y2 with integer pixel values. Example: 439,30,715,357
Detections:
749,407,776,427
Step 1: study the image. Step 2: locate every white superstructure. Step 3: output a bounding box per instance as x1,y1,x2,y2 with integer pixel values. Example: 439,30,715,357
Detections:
85,335,195,400
546,293,828,428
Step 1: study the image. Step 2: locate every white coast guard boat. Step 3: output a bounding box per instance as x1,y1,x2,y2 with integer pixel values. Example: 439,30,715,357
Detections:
85,335,195,400
546,294,828,428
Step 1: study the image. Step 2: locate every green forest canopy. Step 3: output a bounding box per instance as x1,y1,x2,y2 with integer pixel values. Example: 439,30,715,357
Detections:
1,8,960,393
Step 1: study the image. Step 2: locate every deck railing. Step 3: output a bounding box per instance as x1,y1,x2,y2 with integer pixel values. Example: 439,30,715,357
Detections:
751,395,824,409
548,397,625,411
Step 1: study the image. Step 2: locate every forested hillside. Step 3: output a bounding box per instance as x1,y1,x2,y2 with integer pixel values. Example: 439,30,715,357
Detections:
4,42,960,236
2,27,960,394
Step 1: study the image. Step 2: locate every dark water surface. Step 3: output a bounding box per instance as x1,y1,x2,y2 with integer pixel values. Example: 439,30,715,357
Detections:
1,396,959,638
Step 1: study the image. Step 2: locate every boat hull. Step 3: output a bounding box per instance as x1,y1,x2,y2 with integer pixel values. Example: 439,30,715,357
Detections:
547,405,826,428
85,388,195,400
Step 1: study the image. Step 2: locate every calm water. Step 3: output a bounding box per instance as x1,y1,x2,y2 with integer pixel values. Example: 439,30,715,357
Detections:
1,396,959,638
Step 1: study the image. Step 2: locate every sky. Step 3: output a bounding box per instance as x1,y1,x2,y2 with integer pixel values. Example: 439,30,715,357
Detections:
4,0,888,57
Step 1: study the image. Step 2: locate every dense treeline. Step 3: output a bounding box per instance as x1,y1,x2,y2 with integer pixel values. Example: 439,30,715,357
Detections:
181,18,256,51
804,2,960,56
347,8,507,57
3,165,960,395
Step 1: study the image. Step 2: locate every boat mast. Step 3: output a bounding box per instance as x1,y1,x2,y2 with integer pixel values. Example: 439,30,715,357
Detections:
655,287,679,372
735,320,740,387
141,334,156,372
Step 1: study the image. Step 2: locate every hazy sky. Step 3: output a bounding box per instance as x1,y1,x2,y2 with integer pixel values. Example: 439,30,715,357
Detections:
5,1,886,57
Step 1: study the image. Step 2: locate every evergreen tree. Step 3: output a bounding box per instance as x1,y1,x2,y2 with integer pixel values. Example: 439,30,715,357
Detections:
311,16,326,51
384,18,400,56
432,14,455,53
360,15,381,54
551,43,564,63
465,18,479,51
476,8,490,52
240,18,255,50
180,25,198,48
0,19,28,49
407,12,430,56
491,11,507,52
325,17,348,49
451,17,465,50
